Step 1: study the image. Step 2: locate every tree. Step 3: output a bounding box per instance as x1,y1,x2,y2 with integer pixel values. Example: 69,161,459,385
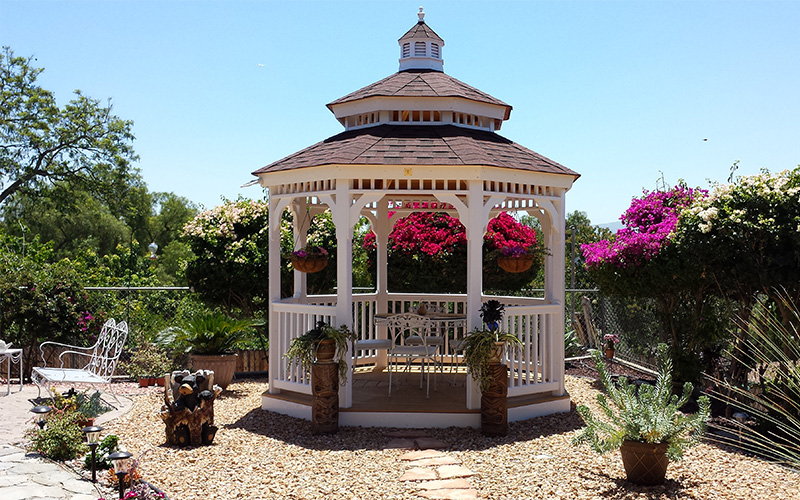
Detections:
0,47,138,206
565,211,612,289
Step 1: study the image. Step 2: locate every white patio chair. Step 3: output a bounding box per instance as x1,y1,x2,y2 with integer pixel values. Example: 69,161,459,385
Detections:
32,318,129,405
386,313,440,398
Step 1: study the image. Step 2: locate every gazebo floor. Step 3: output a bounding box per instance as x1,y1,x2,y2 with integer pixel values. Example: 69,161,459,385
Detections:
261,365,571,428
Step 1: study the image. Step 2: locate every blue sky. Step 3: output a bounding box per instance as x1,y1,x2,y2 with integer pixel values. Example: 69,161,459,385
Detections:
2,0,798,224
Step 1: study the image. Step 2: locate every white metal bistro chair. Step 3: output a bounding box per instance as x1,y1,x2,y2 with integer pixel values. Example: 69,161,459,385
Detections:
386,313,440,398
32,318,129,405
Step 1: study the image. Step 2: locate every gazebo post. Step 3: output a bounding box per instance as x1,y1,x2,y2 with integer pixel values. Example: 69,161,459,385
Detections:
268,196,292,395
465,180,486,410
291,198,309,299
375,198,390,367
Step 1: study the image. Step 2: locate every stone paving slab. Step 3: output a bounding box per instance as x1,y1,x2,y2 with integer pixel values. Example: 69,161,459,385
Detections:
385,438,417,449
415,478,472,490
414,437,448,449
410,456,461,466
418,488,479,499
398,449,446,461
399,467,439,481
436,465,476,479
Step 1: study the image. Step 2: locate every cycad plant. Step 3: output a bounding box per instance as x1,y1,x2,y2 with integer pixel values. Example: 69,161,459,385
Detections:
164,312,258,355
574,343,710,461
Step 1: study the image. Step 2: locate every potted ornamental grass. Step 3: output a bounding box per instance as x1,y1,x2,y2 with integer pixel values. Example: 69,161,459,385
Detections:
165,312,259,390
289,245,329,273
463,300,522,392
573,343,711,485
284,320,355,384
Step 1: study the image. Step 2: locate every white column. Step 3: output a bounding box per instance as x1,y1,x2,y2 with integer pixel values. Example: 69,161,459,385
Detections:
465,180,485,410
331,181,354,408
548,194,566,397
268,195,291,395
375,198,390,366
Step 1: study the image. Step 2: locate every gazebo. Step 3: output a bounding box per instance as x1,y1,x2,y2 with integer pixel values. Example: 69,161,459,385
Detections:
252,9,579,428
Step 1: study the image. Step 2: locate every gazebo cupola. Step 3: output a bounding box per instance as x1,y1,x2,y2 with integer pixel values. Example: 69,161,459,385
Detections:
398,7,444,72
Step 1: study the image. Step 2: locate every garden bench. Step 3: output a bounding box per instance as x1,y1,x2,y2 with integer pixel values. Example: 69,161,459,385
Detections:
32,318,129,405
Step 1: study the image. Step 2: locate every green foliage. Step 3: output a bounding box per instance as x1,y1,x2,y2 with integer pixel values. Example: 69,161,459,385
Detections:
284,321,356,384
51,389,111,419
565,210,612,289
573,344,710,461
119,341,174,379
165,312,259,355
0,46,138,206
83,434,119,470
707,292,800,468
462,301,523,392
564,330,583,358
183,198,285,316
25,409,88,461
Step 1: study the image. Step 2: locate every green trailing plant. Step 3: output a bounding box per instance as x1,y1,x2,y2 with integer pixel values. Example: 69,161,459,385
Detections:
463,300,523,392
51,388,111,419
83,434,119,470
25,408,88,461
284,321,356,384
706,292,800,468
163,312,259,355
573,343,710,461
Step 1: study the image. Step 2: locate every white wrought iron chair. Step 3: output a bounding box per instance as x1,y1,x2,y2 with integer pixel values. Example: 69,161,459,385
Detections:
32,318,129,405
386,313,440,398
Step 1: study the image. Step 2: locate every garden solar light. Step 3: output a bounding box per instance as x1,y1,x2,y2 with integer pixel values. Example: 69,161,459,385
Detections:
82,425,103,482
108,450,133,499
148,241,158,259
31,405,52,429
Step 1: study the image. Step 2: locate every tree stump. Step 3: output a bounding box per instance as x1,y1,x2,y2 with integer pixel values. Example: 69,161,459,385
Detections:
160,370,222,446
481,362,508,436
311,361,339,434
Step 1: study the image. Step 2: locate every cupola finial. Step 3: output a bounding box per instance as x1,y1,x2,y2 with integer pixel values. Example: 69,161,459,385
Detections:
418,7,425,23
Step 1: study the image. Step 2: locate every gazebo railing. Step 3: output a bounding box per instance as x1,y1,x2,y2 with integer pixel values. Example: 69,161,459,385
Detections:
271,302,336,394
503,303,561,397
272,294,561,399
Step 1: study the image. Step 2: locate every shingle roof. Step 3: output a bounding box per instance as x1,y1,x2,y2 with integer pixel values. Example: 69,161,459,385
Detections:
252,124,578,178
399,21,444,43
326,70,510,115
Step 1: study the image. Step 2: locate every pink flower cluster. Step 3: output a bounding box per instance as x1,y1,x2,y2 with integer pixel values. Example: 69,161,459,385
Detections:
362,211,537,257
582,186,705,269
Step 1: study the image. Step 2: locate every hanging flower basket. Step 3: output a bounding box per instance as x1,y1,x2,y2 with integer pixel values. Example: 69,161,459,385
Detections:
290,246,329,273
292,255,328,273
497,255,534,273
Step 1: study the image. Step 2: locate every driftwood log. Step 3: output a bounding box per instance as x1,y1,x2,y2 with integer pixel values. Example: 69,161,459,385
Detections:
159,370,222,446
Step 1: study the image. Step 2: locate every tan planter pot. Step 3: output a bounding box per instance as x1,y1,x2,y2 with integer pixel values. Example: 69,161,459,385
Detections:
191,353,238,390
620,440,669,485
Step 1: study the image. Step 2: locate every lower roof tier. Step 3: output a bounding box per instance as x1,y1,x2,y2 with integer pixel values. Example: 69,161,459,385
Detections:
252,124,578,178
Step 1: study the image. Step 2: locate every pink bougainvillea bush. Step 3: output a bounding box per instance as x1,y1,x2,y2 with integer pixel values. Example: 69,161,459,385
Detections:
363,210,543,293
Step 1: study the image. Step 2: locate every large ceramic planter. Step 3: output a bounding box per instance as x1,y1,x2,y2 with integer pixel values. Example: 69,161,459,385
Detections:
191,353,238,390
620,440,670,485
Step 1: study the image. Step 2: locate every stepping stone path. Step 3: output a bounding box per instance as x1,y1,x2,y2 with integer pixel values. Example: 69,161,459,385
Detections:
385,431,479,500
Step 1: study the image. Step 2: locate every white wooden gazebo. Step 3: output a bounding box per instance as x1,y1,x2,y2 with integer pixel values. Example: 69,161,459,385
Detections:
252,9,579,428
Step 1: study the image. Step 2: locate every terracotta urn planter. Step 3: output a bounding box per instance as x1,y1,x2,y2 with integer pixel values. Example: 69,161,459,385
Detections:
605,347,615,360
191,353,238,390
620,440,670,485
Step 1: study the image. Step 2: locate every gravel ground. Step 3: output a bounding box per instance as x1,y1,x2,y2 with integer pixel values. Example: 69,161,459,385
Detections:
103,376,799,500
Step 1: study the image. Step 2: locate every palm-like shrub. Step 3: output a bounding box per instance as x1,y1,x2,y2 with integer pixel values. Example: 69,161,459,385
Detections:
166,312,258,355
574,343,710,461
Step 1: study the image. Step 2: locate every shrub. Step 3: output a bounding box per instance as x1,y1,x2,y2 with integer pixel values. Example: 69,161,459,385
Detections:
25,408,88,461
574,344,710,461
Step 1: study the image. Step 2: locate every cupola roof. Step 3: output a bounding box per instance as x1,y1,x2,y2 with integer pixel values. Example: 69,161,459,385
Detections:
398,7,444,72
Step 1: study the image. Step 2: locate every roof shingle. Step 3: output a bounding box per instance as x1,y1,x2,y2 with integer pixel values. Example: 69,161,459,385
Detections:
327,70,511,115
252,125,578,179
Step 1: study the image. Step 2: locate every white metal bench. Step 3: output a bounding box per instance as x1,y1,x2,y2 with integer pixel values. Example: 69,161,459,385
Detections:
32,318,129,404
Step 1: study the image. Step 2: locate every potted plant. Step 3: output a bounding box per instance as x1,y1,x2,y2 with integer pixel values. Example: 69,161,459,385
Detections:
120,342,173,386
284,320,355,384
603,333,619,359
289,245,329,273
165,312,258,390
462,300,522,392
573,343,711,485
